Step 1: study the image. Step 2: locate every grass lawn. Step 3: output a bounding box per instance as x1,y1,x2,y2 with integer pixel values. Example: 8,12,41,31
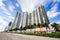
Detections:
13,32,60,38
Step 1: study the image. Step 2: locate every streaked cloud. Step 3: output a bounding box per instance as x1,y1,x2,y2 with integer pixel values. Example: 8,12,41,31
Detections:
0,6,11,16
8,4,15,12
16,3,20,7
0,16,8,32
9,16,14,20
47,3,60,19
18,0,47,13
56,20,60,24
50,20,60,24
0,0,15,32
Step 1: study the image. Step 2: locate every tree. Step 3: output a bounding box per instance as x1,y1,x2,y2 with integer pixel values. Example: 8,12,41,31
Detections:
51,23,59,31
26,25,30,29
30,25,35,29
22,26,27,30
42,23,49,31
34,23,37,28
37,23,41,28
20,26,23,31
27,25,34,29
13,27,19,31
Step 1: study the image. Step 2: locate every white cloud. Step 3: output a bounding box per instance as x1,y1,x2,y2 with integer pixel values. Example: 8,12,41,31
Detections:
0,0,15,14
0,0,15,32
47,3,60,19
0,18,7,26
9,16,14,20
0,16,8,32
0,6,11,16
0,16,8,26
18,0,47,13
8,4,15,12
50,20,60,24
0,0,5,7
17,0,60,13
56,20,60,24
50,3,57,12
47,12,60,19
16,3,19,7
0,25,5,32
53,0,60,2
0,0,11,16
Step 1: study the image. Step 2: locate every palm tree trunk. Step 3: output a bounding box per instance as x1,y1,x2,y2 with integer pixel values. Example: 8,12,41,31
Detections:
46,27,48,33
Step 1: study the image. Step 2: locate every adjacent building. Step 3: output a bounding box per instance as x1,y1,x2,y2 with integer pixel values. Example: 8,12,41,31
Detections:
5,22,12,31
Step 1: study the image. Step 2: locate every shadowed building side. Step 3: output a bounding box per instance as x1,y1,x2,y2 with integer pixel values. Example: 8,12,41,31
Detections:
36,8,41,24
38,6,44,24
33,9,38,25
31,13,34,25
40,5,50,24
26,12,28,26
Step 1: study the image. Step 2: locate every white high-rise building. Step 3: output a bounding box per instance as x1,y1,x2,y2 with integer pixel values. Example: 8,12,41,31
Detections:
11,12,21,29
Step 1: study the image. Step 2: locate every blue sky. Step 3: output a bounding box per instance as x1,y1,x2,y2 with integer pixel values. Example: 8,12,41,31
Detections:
0,0,60,32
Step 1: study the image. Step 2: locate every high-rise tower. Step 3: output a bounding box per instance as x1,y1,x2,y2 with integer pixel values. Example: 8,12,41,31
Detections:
40,5,50,24
11,12,21,29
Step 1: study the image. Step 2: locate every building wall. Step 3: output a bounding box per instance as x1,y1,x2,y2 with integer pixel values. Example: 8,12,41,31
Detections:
36,8,41,24
26,12,28,26
40,5,50,24
38,6,44,24
31,13,34,25
33,9,38,25
22,12,28,27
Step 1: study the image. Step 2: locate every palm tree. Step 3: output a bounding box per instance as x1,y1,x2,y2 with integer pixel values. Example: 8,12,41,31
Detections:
13,27,19,31
34,23,37,28
22,26,28,30
42,23,49,32
31,25,35,29
37,23,41,28
27,25,33,29
51,23,59,31
26,26,29,29
20,26,23,31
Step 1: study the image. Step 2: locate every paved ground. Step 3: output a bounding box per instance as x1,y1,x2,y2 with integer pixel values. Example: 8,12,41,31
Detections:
0,32,60,40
